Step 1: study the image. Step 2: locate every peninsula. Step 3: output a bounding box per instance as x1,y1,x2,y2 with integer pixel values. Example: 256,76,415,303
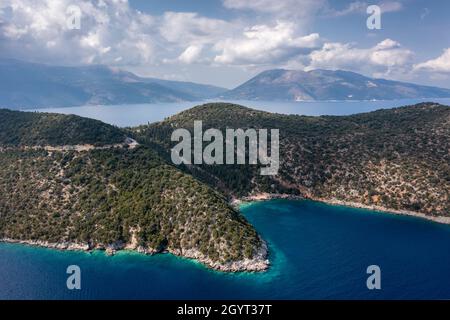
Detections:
1,102,449,272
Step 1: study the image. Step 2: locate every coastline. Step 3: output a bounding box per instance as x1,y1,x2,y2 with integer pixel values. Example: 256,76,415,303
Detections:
312,197,450,225
2,193,447,273
233,192,450,225
0,237,269,273
231,192,304,209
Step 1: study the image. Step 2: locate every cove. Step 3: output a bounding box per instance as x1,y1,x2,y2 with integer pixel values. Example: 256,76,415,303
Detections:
1,199,450,300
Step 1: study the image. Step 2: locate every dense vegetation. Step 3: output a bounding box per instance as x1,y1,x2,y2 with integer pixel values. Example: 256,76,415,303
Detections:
0,109,125,146
0,110,262,268
135,102,450,217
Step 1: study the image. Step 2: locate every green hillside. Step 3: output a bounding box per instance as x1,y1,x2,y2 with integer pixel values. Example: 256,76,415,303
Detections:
135,102,450,217
0,109,266,271
0,109,125,147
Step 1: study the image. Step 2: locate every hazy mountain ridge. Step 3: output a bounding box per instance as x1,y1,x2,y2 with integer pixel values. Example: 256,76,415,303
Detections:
0,59,227,109
3,60,450,108
219,69,450,101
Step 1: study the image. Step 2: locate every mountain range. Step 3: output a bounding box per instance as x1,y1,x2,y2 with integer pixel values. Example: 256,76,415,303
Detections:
219,69,450,101
2,59,450,109
0,59,226,109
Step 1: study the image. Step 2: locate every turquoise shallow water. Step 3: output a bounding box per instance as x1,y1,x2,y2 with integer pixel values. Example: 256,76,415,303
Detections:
1,199,450,300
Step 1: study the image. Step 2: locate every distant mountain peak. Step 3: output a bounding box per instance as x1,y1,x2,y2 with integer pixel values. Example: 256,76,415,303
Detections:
220,69,450,101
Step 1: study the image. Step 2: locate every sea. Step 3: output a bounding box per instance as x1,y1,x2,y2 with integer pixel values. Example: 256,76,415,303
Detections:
1,200,450,299
28,98,450,127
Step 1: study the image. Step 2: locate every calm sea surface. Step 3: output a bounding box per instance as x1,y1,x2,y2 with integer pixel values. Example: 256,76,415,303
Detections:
29,98,450,127
1,200,450,300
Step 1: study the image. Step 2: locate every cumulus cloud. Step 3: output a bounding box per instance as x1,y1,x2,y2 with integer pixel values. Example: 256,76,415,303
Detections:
0,0,163,66
214,21,321,65
414,49,450,73
0,0,241,70
307,39,413,76
178,45,203,64
0,0,323,70
1,0,447,88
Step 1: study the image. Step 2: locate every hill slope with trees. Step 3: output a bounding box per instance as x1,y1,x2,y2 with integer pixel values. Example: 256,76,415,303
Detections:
135,102,450,219
0,109,267,271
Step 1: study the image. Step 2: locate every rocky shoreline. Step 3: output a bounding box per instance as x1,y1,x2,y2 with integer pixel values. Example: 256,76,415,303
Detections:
0,237,269,273
231,192,304,208
5,192,445,273
232,192,450,225
312,197,450,225
169,238,269,272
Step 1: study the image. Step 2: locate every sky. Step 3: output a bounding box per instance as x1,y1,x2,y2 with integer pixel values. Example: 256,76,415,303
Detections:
0,0,449,88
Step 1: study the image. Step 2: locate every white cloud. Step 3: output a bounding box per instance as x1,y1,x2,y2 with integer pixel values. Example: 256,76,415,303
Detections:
1,0,446,89
414,49,450,73
328,1,403,17
224,0,402,19
328,1,367,17
307,39,413,76
214,21,321,65
1,1,324,70
222,0,326,21
160,12,234,46
178,45,203,64
0,0,163,66
379,1,403,13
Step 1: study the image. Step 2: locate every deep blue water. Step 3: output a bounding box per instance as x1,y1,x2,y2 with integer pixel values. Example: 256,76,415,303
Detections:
30,98,450,127
1,200,450,300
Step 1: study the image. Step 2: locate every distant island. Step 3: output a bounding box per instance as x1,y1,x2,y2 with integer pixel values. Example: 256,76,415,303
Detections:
219,69,450,101
0,102,449,272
